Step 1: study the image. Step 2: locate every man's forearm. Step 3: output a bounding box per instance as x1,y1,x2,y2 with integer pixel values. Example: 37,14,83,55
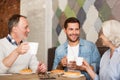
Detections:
3,49,19,67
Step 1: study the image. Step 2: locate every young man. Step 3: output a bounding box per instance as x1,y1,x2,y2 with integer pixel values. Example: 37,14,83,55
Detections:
0,14,46,74
53,17,100,80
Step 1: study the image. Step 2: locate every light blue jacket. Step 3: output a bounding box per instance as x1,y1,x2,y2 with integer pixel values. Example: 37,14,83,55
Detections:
53,38,101,80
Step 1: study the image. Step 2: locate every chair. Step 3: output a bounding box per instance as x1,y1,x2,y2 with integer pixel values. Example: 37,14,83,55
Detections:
97,46,109,56
47,47,56,71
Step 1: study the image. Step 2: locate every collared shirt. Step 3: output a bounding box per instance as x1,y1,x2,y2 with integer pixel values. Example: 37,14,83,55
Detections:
94,47,120,80
6,34,22,46
53,38,101,80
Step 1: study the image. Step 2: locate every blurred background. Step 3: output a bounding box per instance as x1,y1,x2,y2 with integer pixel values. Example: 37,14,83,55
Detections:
0,0,120,65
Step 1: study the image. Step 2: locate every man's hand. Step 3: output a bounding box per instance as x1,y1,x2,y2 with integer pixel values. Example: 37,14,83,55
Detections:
60,56,67,67
3,42,30,67
16,42,29,55
37,62,47,73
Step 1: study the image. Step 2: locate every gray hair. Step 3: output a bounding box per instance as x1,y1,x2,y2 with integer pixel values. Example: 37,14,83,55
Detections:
102,20,120,46
8,14,27,34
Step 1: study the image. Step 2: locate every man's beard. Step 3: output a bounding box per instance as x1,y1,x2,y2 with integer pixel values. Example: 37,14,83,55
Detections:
67,34,80,42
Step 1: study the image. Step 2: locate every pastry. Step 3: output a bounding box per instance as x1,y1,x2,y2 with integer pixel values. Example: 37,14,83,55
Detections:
64,71,81,76
51,69,64,74
20,68,32,74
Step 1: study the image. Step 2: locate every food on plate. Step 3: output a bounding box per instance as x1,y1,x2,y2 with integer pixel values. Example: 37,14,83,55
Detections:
50,69,64,74
64,71,81,76
20,68,32,74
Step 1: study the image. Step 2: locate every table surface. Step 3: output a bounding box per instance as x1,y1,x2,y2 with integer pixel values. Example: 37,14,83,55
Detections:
0,73,86,80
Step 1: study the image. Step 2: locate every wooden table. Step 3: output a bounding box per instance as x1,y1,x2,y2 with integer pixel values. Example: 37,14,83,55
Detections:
0,74,39,80
0,73,86,80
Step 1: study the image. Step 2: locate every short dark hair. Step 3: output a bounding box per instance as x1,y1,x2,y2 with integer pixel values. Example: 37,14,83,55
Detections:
64,17,80,29
8,14,27,33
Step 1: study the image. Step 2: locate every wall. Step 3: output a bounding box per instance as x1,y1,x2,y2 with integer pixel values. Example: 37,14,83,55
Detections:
21,0,48,64
0,0,20,38
52,0,120,47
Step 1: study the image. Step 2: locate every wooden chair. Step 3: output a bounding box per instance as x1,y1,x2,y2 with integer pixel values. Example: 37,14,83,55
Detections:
47,47,56,71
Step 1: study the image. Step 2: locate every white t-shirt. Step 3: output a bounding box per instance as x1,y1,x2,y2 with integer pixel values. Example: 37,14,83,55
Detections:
67,44,79,63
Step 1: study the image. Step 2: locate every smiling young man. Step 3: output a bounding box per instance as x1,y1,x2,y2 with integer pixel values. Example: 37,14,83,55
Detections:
53,17,101,80
0,14,46,74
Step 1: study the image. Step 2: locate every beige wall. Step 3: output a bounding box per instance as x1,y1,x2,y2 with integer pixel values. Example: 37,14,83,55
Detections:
20,0,52,64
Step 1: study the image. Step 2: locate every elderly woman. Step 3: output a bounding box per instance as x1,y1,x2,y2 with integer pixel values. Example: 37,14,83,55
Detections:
79,20,120,80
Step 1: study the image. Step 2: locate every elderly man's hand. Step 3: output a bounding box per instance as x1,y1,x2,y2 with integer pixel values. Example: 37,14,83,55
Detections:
37,62,47,73
16,42,29,55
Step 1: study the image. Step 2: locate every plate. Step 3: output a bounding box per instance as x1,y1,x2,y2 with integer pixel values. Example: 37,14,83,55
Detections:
0,74,12,76
62,74,84,78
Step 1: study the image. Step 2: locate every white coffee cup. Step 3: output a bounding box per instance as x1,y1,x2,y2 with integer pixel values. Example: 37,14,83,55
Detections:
67,56,75,71
67,56,75,64
76,57,83,66
28,42,39,55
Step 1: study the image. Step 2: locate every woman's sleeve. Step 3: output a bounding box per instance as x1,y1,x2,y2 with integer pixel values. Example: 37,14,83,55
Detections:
94,74,99,80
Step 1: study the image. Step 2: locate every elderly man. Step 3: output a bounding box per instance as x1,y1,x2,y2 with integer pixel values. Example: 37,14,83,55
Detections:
0,14,46,73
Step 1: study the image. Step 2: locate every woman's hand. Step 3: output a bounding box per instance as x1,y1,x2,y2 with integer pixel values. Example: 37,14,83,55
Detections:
69,59,93,71
79,60,96,79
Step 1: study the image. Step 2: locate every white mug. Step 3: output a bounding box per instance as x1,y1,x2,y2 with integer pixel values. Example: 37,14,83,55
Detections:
76,57,83,66
67,56,75,71
28,42,39,55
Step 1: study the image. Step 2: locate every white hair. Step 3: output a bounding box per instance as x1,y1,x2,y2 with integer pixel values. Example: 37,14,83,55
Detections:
102,20,120,46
